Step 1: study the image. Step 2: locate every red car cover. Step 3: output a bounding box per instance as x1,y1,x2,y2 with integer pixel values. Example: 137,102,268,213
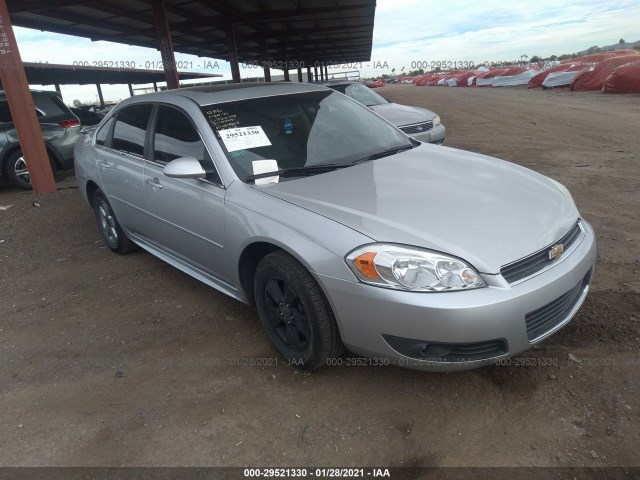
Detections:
571,54,640,91
603,61,640,93
560,49,637,64
529,63,589,88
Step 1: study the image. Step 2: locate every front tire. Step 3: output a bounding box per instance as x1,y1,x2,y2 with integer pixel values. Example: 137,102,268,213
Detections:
92,189,137,254
254,251,344,370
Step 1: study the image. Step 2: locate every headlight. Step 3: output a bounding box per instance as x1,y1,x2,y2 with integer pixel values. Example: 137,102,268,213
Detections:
346,244,486,292
433,115,441,126
549,178,574,204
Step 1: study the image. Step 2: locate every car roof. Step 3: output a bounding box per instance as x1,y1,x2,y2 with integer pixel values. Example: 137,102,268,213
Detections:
122,82,330,107
0,89,60,101
315,80,358,87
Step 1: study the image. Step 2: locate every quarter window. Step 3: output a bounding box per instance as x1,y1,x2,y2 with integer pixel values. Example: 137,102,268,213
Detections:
111,104,152,156
95,117,114,146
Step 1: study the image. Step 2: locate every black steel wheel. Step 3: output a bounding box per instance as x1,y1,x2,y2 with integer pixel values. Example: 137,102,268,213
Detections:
254,250,344,370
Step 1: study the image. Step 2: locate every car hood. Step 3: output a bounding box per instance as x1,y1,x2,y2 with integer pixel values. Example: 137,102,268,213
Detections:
369,103,436,127
256,144,579,274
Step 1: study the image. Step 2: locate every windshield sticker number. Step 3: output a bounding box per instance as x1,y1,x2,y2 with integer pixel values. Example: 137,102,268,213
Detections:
219,126,272,152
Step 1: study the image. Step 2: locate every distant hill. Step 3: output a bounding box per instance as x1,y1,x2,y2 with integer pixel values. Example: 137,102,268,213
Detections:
577,40,640,55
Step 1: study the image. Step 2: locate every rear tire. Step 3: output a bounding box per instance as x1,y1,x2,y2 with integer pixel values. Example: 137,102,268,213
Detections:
254,250,344,370
6,149,57,190
92,189,137,254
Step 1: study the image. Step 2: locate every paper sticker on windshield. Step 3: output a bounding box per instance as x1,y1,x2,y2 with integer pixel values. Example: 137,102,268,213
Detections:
219,126,272,152
252,159,279,185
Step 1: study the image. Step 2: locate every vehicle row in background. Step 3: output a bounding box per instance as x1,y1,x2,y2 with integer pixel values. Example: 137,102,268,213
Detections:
321,80,446,144
0,90,81,188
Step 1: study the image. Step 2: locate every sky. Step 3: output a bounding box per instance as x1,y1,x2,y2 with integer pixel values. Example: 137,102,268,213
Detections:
12,0,640,103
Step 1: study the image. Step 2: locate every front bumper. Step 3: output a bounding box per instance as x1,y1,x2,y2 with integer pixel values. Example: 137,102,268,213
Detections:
316,220,596,371
412,124,446,145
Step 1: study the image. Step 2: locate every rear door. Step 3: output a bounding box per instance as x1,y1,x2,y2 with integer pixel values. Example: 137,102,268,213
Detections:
142,104,229,281
95,103,152,234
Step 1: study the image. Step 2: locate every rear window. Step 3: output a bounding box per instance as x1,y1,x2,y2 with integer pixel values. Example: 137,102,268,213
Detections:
50,94,74,115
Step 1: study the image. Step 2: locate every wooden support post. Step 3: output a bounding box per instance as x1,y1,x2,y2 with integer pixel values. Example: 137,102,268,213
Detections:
263,40,271,82
225,26,241,83
0,0,56,193
151,0,180,90
96,84,104,107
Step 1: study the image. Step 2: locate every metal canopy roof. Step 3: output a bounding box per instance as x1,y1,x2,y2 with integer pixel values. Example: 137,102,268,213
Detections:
23,62,221,85
8,0,376,68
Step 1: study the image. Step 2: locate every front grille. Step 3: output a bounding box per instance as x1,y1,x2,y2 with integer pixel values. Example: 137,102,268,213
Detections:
383,335,508,363
399,121,433,134
525,269,592,341
501,221,583,284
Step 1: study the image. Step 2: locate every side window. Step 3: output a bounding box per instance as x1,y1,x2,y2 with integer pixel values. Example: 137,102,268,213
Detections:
95,117,114,146
153,106,205,164
111,104,152,156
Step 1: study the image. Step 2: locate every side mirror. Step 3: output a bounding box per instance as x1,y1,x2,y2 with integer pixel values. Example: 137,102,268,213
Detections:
163,156,207,179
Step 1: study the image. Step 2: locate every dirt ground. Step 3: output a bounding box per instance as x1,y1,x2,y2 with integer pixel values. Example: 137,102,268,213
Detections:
1,85,639,468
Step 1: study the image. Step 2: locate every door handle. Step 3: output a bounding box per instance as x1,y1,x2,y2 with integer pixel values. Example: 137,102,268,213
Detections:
98,160,110,169
145,177,163,190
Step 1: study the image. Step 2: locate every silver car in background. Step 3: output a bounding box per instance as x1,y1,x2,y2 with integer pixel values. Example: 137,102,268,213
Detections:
74,83,595,371
321,80,446,144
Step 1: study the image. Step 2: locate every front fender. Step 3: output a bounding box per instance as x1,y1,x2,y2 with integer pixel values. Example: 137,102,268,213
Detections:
223,181,372,302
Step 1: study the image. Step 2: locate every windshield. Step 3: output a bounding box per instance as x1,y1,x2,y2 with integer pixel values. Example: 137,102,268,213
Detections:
329,83,388,107
201,90,411,182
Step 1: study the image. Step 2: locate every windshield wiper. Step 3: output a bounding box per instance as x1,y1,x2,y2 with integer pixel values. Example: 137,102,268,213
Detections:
246,164,348,182
352,144,416,165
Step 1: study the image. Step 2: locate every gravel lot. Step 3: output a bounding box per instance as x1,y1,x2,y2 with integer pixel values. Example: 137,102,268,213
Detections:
1,85,638,468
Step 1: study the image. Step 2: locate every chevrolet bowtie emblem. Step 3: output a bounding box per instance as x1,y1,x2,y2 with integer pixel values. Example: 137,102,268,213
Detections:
549,243,564,260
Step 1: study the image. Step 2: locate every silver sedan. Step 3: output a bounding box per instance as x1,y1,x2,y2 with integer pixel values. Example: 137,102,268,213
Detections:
74,83,595,371
320,80,446,144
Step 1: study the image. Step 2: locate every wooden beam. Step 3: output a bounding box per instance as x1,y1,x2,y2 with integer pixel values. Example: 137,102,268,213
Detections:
152,0,179,90
0,0,56,193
